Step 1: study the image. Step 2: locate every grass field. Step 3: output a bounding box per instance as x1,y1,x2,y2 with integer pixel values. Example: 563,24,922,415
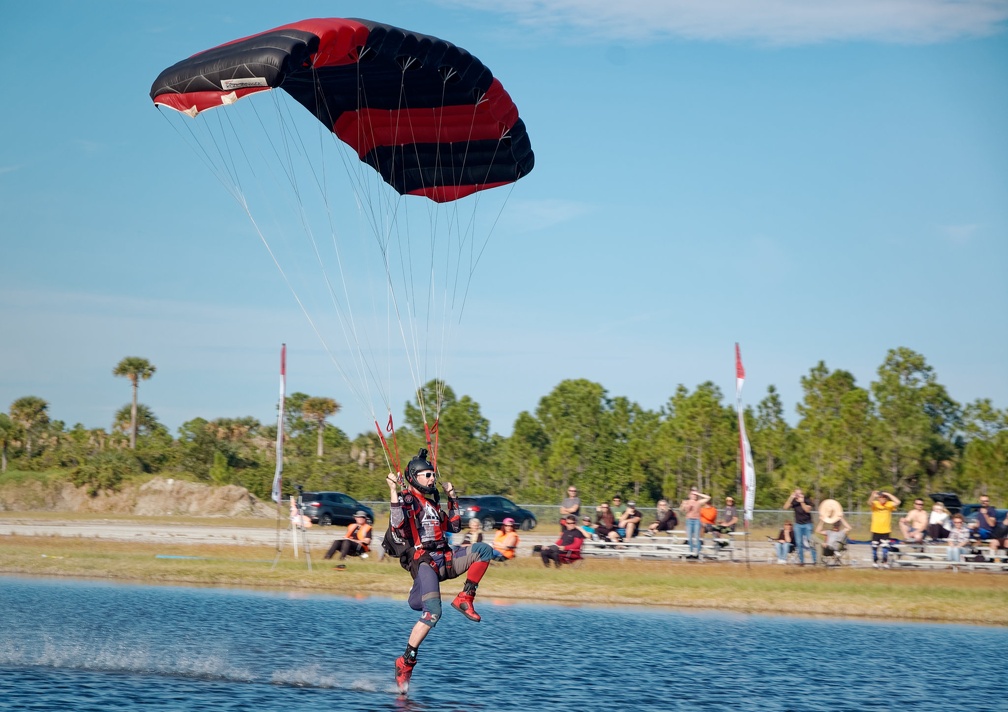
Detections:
2,534,1005,626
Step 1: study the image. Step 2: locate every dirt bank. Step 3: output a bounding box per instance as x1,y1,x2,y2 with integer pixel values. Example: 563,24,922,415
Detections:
0,476,273,518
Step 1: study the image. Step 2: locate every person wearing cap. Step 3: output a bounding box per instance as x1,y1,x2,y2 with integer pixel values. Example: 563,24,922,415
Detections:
323,510,372,561
540,514,585,567
868,490,901,568
783,488,817,565
618,500,642,539
385,449,496,694
717,497,739,534
492,518,520,560
577,515,597,539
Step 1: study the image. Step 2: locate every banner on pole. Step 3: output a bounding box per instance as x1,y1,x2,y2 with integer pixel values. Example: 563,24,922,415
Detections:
735,343,756,523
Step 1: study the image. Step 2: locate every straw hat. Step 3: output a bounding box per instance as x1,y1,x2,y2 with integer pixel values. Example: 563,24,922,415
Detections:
818,499,843,524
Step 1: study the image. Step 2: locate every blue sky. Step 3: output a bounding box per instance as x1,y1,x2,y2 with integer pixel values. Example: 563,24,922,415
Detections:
2,0,1006,439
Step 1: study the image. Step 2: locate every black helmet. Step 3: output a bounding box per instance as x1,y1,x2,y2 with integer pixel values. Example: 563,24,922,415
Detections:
405,448,437,496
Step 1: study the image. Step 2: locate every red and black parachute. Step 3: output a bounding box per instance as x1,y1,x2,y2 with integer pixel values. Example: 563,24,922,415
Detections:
150,18,534,202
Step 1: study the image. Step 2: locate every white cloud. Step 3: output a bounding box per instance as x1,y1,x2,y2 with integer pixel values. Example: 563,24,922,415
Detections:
942,223,980,243
446,0,1008,44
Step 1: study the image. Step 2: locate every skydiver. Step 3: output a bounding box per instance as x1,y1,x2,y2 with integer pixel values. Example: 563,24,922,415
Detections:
384,449,495,694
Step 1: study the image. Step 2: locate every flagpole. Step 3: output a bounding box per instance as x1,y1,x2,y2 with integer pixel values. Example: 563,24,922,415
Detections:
735,343,756,571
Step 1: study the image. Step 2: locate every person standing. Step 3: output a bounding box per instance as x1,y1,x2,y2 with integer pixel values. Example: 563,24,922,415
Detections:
868,490,901,568
679,487,710,559
559,486,581,533
783,488,817,565
385,449,496,694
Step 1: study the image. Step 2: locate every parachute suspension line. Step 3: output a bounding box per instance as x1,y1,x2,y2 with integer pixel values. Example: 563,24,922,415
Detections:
375,415,402,477
250,92,386,422
458,178,520,322
291,72,399,421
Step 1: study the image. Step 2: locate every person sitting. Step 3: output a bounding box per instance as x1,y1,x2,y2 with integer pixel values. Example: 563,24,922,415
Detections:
815,516,851,559
926,502,950,541
646,499,678,537
578,515,597,539
899,498,929,544
618,501,642,539
492,518,520,560
699,499,719,538
975,496,999,541
987,510,1008,563
772,522,796,564
594,502,621,542
539,515,585,567
323,511,372,560
945,514,971,563
715,497,739,535
461,517,484,545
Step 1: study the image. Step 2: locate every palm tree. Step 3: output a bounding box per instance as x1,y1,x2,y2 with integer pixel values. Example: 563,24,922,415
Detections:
302,396,341,457
10,396,49,457
113,357,156,449
0,413,14,472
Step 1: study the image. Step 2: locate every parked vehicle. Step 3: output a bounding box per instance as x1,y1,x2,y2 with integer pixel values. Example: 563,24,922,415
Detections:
456,495,537,531
929,493,1006,528
299,491,374,526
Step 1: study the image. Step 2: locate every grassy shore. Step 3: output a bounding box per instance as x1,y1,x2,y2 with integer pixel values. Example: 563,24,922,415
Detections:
2,534,1006,626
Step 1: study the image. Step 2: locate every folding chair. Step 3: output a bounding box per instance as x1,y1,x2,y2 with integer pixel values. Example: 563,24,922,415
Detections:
557,536,584,568
820,536,849,567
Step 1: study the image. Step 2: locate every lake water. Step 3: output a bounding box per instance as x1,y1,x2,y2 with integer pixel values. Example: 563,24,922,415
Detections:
1,575,1005,712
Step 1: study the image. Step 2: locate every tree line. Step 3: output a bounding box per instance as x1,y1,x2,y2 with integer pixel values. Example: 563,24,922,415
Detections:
1,348,1005,509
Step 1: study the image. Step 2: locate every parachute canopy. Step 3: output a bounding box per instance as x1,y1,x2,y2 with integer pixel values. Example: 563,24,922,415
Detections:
150,18,534,202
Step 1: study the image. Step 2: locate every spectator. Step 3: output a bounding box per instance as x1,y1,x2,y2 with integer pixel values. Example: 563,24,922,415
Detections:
717,497,739,534
679,487,710,559
578,515,597,539
492,518,520,560
594,502,621,542
610,495,626,521
461,517,483,545
539,514,585,567
987,509,1008,563
619,501,642,539
773,522,796,564
700,499,718,537
323,511,372,560
927,502,950,542
868,490,901,569
783,488,817,565
559,486,581,521
815,516,851,559
646,499,678,537
975,495,998,540
945,514,971,563
899,498,928,544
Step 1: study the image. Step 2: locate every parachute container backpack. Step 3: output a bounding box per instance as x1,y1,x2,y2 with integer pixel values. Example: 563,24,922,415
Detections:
151,19,534,474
